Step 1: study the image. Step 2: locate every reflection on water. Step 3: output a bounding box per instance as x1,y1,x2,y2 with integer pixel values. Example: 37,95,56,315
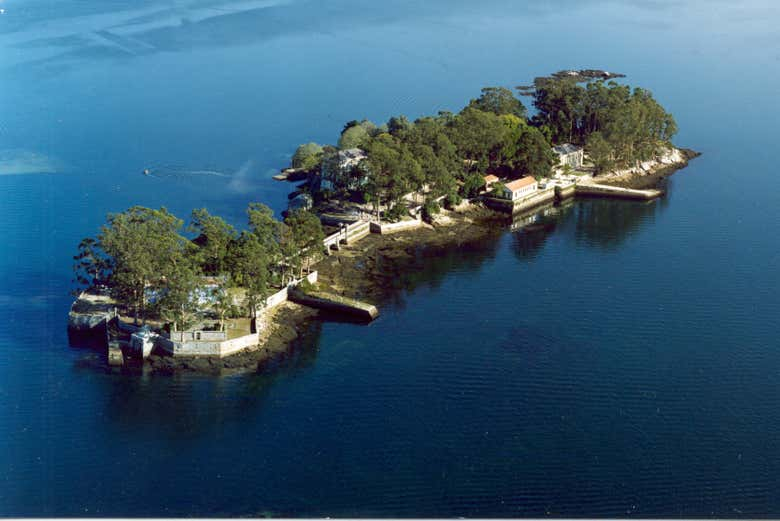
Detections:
574,195,669,250
509,196,670,262
96,318,323,439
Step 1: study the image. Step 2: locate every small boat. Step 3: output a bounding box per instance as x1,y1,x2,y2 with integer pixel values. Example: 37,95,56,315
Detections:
142,168,151,176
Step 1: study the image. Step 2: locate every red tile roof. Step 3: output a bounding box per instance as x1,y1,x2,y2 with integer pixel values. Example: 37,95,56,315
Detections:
504,177,537,192
483,174,499,182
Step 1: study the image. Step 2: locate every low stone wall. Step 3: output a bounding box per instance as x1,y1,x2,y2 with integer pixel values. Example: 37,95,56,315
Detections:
263,270,319,312
155,332,260,357
169,330,227,342
555,184,576,200
219,333,261,357
370,218,423,234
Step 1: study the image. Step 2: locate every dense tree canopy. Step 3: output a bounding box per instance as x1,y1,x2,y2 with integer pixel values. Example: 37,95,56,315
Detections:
75,203,324,323
97,206,193,323
291,142,323,170
530,77,677,167
468,86,527,119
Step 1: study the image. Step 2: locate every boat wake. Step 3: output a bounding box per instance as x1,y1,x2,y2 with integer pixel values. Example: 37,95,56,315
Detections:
143,167,231,179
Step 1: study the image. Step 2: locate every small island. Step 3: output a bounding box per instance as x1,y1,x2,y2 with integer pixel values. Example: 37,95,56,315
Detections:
68,70,697,373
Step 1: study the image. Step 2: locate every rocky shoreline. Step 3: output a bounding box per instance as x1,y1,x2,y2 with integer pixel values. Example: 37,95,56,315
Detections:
119,148,697,375
593,146,700,189
133,203,506,375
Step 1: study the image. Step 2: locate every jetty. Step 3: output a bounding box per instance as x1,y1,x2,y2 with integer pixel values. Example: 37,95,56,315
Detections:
574,181,663,200
289,288,379,321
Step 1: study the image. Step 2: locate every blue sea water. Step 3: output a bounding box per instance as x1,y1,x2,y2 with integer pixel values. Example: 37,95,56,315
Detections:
2,0,780,516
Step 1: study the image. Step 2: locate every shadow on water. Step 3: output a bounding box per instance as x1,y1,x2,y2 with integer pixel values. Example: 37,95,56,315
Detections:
509,195,671,262
573,196,669,250
92,319,324,438
370,228,505,312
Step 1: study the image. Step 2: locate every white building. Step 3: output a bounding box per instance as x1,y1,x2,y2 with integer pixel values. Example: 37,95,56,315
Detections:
552,143,584,169
502,176,538,201
321,148,368,191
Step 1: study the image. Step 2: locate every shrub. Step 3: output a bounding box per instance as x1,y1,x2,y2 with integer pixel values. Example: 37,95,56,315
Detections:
445,192,462,209
384,204,406,223
421,200,441,223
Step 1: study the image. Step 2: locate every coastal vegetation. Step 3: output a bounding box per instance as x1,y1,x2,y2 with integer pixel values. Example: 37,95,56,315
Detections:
73,71,681,334
72,204,325,328
291,72,678,216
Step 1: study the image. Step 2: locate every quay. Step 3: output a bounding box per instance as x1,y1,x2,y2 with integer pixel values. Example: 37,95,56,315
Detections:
289,288,379,321
574,181,663,200
482,176,661,214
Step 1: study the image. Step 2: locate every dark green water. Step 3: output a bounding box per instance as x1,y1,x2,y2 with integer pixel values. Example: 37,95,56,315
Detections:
2,0,780,516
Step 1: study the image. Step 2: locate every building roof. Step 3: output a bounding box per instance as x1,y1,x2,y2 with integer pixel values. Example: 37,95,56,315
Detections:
504,177,537,192
484,174,499,182
553,143,582,155
339,148,367,160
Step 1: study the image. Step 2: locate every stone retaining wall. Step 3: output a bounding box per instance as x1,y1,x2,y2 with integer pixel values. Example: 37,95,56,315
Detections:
370,218,423,234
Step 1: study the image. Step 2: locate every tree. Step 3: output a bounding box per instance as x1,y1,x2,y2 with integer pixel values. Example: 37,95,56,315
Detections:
362,134,416,220
229,231,270,318
512,126,556,179
468,86,527,118
387,115,412,137
291,142,323,170
338,120,377,149
246,202,281,258
154,256,200,331
491,181,507,197
338,125,370,149
71,237,112,296
283,209,325,278
586,131,614,175
446,107,507,169
188,208,237,275
461,171,486,198
99,206,192,323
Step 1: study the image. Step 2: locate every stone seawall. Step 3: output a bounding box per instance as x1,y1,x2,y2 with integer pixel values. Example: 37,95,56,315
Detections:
575,183,662,200
483,187,556,214
370,218,423,235
289,289,379,321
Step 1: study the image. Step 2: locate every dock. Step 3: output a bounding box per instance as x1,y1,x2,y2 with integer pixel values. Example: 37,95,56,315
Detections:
288,288,379,321
574,182,663,200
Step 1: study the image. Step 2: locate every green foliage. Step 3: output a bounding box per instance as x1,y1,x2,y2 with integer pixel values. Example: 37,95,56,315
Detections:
384,203,407,223
338,125,370,149
511,126,555,179
468,86,527,118
421,199,441,223
362,134,417,219
71,237,112,295
153,256,200,330
188,208,237,275
283,209,325,279
445,191,462,209
229,231,270,317
247,202,281,257
531,78,677,167
446,106,506,168
491,181,507,197
291,142,323,170
586,131,615,175
461,171,486,198
98,206,193,323
387,115,412,137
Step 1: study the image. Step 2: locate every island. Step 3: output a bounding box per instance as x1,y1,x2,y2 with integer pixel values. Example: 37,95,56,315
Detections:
67,70,698,373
